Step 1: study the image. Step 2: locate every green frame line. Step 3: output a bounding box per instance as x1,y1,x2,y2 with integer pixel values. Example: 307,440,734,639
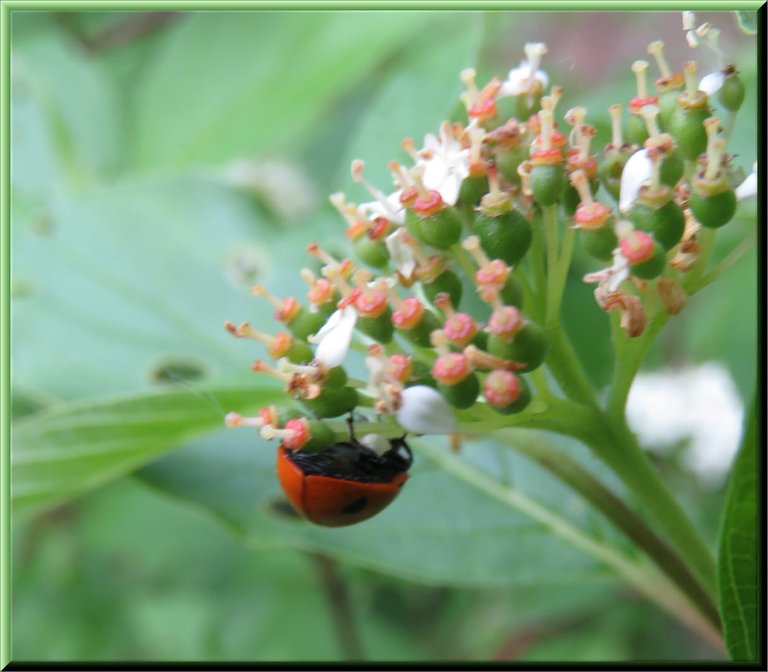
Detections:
0,2,760,667
0,1,764,9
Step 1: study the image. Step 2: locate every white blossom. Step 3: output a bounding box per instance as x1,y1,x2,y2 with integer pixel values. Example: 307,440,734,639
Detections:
735,162,757,200
385,227,417,280
627,363,744,486
619,148,653,214
499,42,549,97
699,70,725,96
395,385,458,435
310,306,357,367
418,127,470,207
359,189,405,225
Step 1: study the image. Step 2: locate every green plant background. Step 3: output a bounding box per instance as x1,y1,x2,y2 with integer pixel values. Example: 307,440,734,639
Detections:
10,10,758,662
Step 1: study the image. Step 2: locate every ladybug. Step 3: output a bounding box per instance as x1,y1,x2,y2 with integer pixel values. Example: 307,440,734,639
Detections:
276,422,412,527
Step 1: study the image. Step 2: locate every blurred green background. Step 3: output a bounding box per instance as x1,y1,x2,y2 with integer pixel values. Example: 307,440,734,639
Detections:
10,10,757,662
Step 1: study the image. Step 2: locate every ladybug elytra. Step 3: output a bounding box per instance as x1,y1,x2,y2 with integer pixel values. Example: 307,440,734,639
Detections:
276,425,412,527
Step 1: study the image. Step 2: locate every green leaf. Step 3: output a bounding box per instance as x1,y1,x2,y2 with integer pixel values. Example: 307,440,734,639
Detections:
11,175,282,402
131,12,435,171
137,427,619,589
11,25,123,195
11,385,278,517
717,393,759,660
735,11,757,34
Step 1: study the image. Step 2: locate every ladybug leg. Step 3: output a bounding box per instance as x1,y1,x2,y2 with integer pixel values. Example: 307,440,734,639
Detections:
346,414,357,441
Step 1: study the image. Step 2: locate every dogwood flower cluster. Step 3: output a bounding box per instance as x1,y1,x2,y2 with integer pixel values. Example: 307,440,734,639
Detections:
224,26,754,454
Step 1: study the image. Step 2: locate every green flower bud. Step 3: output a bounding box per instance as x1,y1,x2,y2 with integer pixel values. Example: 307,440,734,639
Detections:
354,236,390,268
529,160,565,206
289,310,327,341
689,178,737,229
438,374,480,409
669,103,710,161
484,371,531,415
486,321,547,372
356,306,395,344
421,268,463,309
416,200,463,250
580,226,619,261
626,113,649,146
301,386,359,419
717,67,745,112
473,210,532,266
628,186,685,250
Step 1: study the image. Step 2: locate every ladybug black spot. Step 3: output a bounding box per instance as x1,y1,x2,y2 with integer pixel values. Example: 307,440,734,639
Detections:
342,497,368,515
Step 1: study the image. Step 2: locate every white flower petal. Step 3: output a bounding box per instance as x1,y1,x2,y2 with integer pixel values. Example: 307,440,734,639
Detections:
385,227,417,279
313,307,357,367
735,165,757,200
396,385,458,435
499,62,548,98
606,251,631,292
619,149,653,214
360,190,405,225
699,71,725,96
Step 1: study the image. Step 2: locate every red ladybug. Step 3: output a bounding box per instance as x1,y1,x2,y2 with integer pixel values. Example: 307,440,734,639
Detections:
276,427,412,527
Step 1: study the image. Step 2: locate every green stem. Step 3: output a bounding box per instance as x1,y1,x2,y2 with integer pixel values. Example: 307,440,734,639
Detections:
495,428,721,632
529,209,548,309
682,227,717,293
584,415,718,596
543,205,560,327
416,439,723,647
545,326,600,409
449,243,477,280
606,303,669,419
686,231,755,294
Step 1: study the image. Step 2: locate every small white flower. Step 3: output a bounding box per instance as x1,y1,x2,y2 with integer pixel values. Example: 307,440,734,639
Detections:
583,249,630,294
619,148,653,214
395,385,458,435
418,125,470,206
699,70,725,96
735,162,757,200
385,227,417,280
359,189,405,225
499,42,549,97
310,306,357,367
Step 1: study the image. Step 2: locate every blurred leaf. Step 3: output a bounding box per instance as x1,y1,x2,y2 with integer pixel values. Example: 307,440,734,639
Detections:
131,12,436,171
337,13,483,192
11,25,123,195
717,394,758,661
11,384,278,517
735,11,757,34
138,427,618,589
11,176,280,401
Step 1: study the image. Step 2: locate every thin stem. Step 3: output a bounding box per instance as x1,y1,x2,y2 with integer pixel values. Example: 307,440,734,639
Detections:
687,231,756,294
449,243,477,280
416,439,723,647
543,205,560,327
495,428,721,632
606,304,669,419
682,227,717,293
549,226,576,327
528,367,553,403
529,209,548,311
586,415,719,596
545,326,600,409
310,552,365,660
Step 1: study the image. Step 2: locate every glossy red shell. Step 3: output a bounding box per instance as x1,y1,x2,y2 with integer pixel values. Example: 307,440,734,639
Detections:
276,446,409,527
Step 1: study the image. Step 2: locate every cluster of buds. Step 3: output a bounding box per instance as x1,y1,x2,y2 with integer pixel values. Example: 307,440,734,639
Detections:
225,22,754,450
